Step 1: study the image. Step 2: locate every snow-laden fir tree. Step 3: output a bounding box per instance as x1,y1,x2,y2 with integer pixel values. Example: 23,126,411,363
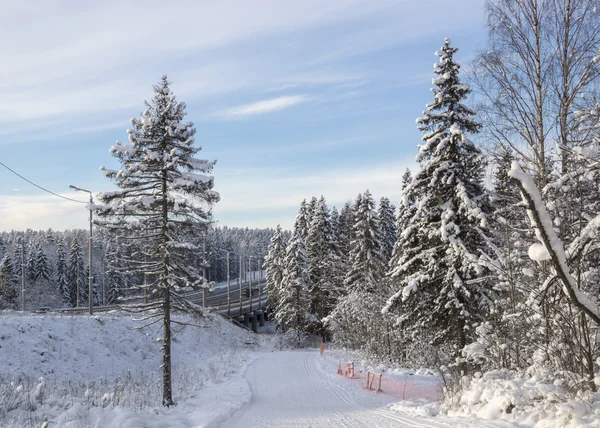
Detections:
307,196,318,232
378,197,397,265
33,243,51,283
345,190,385,292
0,237,6,260
26,241,36,282
324,205,345,302
67,238,85,307
95,76,218,406
388,168,414,273
296,199,311,242
0,254,17,309
276,206,311,333
328,191,392,355
307,196,339,330
264,224,286,311
13,237,25,279
384,39,492,366
55,237,69,304
337,202,354,268
471,148,535,370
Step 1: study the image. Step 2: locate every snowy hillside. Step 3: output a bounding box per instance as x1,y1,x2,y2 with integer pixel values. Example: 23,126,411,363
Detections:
0,310,256,427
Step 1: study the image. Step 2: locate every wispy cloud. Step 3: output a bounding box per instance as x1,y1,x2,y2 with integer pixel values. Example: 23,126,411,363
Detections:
213,157,418,229
218,95,311,118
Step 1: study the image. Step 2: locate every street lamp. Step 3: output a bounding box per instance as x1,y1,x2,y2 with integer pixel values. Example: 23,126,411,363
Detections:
69,185,94,315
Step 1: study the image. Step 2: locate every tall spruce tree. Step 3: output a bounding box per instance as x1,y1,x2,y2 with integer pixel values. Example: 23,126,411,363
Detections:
55,238,69,304
33,244,51,283
337,202,354,267
378,197,397,265
345,190,385,292
67,239,85,307
0,254,17,309
306,196,335,326
13,237,25,279
277,207,311,332
384,39,491,365
264,225,286,311
95,76,218,406
26,241,36,282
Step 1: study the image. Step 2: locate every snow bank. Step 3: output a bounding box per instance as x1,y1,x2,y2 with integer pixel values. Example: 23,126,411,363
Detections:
0,310,256,427
448,369,600,427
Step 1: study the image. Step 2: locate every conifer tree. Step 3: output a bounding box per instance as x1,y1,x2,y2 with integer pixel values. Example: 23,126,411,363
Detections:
326,206,345,301
0,254,17,309
337,202,354,264
277,208,310,332
378,197,397,265
388,169,417,277
33,244,51,283
264,225,286,311
26,241,36,281
0,237,6,260
384,39,491,365
306,196,335,325
13,237,25,279
55,238,69,304
345,190,385,292
95,76,218,406
67,239,85,307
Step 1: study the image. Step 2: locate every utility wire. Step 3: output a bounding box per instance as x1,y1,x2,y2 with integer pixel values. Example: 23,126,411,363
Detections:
0,160,87,204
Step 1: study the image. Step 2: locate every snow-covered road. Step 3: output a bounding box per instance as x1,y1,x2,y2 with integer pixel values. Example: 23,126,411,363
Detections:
220,350,507,428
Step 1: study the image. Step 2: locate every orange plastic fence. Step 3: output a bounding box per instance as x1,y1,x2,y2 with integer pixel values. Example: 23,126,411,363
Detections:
335,360,441,401
366,371,382,392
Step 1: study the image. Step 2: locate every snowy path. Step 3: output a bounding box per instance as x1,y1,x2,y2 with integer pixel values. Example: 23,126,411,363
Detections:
220,350,509,428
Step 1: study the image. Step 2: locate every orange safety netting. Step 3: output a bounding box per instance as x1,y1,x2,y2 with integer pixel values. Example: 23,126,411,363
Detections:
336,360,441,401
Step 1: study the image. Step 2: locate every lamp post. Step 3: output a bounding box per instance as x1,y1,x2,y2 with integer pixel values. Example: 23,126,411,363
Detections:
69,185,94,315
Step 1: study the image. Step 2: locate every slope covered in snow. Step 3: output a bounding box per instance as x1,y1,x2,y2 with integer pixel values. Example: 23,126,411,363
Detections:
0,310,256,427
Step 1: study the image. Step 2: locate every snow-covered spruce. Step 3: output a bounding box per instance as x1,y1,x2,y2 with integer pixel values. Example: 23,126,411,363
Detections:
94,75,219,406
384,39,492,366
264,224,286,311
276,202,312,333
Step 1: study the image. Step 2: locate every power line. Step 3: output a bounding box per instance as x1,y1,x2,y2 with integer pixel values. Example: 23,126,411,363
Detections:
0,160,87,204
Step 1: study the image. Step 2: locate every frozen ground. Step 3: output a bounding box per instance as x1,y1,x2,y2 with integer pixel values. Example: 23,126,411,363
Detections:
0,309,255,427
220,349,519,428
0,310,524,427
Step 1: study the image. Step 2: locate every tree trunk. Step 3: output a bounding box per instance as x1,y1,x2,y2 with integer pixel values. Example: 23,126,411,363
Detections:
161,170,174,407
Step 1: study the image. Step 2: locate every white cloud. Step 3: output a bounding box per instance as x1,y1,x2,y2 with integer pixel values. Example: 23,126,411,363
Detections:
0,0,484,132
213,157,417,229
218,95,311,118
0,194,89,231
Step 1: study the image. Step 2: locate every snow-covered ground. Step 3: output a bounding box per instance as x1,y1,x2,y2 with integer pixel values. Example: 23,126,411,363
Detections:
0,309,256,427
219,349,520,428
0,310,527,427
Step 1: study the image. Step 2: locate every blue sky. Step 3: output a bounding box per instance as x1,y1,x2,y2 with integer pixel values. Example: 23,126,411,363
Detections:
0,0,487,231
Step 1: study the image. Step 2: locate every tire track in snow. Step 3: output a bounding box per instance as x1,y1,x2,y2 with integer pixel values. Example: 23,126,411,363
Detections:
302,353,363,428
